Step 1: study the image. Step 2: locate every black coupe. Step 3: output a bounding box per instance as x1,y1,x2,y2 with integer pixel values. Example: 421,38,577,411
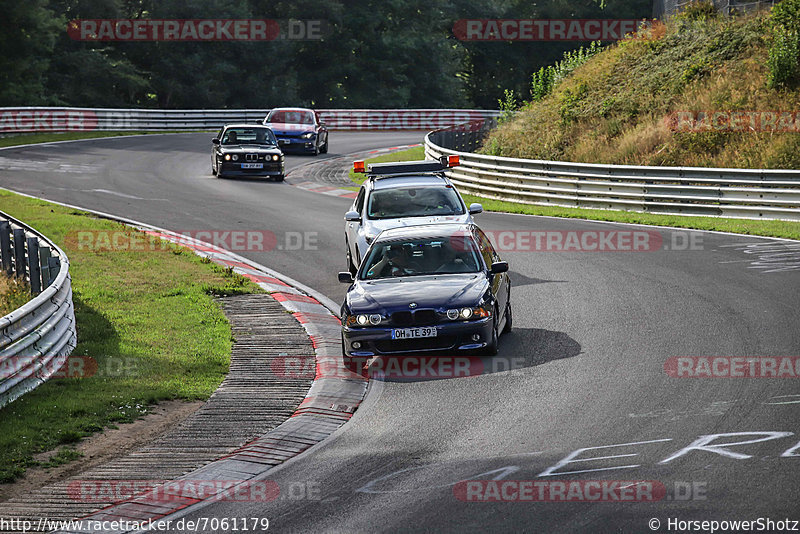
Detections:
212,124,285,180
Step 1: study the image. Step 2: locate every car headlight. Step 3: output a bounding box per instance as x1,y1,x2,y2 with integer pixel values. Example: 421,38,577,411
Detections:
272,154,279,161
224,154,231,161
301,132,315,139
447,306,491,321
369,314,382,325
232,154,239,161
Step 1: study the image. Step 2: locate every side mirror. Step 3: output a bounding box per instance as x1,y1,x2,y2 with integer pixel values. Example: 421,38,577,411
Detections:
212,138,220,145
490,261,509,275
469,203,483,215
345,210,361,222
338,272,354,283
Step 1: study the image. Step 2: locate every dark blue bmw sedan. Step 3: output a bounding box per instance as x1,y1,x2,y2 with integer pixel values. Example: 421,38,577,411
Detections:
338,223,511,358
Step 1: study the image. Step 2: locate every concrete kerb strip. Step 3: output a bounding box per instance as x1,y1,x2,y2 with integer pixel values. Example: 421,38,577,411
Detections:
0,191,366,534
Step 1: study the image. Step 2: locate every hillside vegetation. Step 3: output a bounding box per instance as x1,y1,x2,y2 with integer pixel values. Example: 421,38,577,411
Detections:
482,2,800,169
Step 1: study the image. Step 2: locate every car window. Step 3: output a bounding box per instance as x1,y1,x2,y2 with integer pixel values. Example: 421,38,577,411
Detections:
473,228,496,267
221,128,277,145
367,186,465,219
266,110,314,124
355,187,366,213
360,236,481,279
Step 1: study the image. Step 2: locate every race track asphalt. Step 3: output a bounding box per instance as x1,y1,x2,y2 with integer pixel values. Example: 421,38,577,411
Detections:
1,132,798,533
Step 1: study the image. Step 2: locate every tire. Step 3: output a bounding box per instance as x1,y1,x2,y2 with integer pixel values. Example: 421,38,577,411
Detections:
346,239,357,276
313,142,320,156
502,300,513,334
483,307,499,356
321,137,329,154
275,174,285,182
502,285,512,334
212,165,217,176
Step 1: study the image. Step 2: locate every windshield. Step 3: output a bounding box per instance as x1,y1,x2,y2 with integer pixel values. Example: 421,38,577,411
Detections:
221,128,277,145
266,110,315,124
360,236,482,280
367,186,465,219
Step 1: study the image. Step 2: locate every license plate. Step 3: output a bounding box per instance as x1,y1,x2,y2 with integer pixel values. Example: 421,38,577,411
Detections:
241,163,263,169
392,327,437,339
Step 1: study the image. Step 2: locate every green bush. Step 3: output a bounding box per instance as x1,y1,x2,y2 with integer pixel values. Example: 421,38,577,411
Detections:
497,89,519,124
530,41,604,102
768,0,800,88
678,1,717,21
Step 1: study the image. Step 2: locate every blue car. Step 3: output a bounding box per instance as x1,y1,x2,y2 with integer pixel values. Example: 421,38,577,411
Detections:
262,107,329,155
338,223,512,358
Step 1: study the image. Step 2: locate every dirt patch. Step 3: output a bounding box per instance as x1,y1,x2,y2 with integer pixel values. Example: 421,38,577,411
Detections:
0,399,203,503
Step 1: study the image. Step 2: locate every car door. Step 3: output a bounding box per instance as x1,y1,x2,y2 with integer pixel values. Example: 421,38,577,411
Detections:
346,186,366,265
212,127,224,168
473,227,509,315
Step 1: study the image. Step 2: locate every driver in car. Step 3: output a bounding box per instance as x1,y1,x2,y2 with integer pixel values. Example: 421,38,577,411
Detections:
365,244,417,278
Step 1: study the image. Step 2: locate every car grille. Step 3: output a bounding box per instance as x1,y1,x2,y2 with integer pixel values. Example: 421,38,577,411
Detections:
375,336,456,353
391,309,438,326
246,153,258,162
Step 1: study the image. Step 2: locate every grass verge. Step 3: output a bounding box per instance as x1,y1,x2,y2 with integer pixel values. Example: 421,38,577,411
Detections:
0,276,30,317
355,147,800,240
0,188,260,483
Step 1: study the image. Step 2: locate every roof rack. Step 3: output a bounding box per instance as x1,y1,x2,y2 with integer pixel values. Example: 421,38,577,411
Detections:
353,155,459,177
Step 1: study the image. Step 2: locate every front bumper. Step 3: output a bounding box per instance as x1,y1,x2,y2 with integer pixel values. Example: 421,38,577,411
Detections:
342,317,492,357
277,137,317,152
218,162,284,177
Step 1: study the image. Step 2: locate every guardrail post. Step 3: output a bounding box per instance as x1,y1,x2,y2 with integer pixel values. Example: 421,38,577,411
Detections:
26,238,41,294
0,221,11,275
12,228,26,278
48,256,61,280
39,246,52,288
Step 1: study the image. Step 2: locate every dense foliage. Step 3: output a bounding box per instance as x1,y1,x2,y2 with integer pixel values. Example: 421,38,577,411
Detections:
0,0,650,109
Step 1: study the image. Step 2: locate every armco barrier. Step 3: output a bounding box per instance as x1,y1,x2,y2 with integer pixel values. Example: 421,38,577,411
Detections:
0,107,501,134
0,211,77,408
425,123,800,221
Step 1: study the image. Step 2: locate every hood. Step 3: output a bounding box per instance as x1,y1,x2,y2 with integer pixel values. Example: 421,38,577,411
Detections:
346,273,489,313
220,144,280,152
266,122,314,134
365,214,470,235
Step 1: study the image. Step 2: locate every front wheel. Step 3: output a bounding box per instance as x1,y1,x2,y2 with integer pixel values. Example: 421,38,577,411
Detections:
320,137,329,154
483,307,499,356
502,287,512,334
346,240,357,276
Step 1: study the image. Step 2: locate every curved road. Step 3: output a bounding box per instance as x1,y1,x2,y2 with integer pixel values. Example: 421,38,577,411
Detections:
1,133,799,532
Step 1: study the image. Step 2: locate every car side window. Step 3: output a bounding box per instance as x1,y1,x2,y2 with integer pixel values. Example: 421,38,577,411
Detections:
473,228,496,267
355,188,366,214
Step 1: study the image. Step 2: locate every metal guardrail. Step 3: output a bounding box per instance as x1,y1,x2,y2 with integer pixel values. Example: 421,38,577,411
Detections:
0,107,501,134
0,211,77,408
425,123,800,221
